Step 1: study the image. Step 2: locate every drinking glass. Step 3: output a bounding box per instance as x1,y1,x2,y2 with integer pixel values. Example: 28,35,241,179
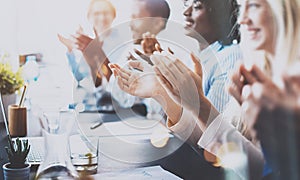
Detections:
69,134,99,175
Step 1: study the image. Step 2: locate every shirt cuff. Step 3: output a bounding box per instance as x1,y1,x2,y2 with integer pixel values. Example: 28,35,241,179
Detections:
167,108,202,145
197,113,228,151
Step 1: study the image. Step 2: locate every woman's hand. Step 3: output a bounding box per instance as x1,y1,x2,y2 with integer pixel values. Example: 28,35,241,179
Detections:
152,52,204,116
57,34,75,52
231,64,300,138
109,60,163,98
141,32,161,55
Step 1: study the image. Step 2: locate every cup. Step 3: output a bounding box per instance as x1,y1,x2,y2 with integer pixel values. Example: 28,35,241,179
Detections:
69,134,99,175
42,106,61,134
8,104,27,137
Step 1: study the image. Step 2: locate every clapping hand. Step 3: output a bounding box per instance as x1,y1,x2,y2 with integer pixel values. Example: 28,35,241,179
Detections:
229,63,300,138
152,52,203,115
57,34,75,52
141,32,161,55
109,60,163,98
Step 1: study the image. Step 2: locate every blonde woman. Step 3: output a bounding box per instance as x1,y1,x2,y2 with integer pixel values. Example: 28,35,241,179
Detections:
230,0,300,179
58,0,118,86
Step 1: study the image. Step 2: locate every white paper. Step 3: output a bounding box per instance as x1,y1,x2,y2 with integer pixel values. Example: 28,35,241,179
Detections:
93,166,183,180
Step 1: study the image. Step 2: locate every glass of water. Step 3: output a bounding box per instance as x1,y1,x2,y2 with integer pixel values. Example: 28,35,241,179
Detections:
69,134,99,175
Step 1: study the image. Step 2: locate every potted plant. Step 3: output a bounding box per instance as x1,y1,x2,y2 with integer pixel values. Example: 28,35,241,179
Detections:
3,136,31,180
0,62,24,122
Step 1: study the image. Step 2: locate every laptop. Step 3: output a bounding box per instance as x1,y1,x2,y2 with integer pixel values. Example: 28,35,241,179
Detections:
13,137,45,165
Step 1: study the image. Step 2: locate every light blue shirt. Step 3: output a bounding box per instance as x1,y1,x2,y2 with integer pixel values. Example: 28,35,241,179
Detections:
200,41,242,112
66,51,90,82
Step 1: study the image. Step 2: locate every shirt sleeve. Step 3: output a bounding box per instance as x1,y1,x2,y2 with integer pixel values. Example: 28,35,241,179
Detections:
166,108,202,145
66,51,87,82
198,112,264,180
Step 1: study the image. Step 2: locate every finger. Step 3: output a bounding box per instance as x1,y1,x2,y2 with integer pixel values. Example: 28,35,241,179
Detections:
152,55,177,86
167,47,174,55
115,68,130,81
240,65,257,84
108,63,120,70
191,53,203,77
283,72,300,95
250,65,268,82
251,82,276,109
111,69,118,77
93,27,98,38
57,34,64,41
134,48,153,65
127,72,140,86
72,34,87,45
77,25,84,34
154,67,175,93
169,59,185,77
142,32,151,39
241,84,253,101
127,52,138,60
241,100,260,136
230,69,244,93
108,63,118,72
173,58,190,74
154,58,179,89
228,85,242,104
155,43,163,52
128,60,145,71
117,76,129,92
110,63,131,75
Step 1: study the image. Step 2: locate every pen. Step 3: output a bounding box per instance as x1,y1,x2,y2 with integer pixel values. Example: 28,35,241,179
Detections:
90,121,103,129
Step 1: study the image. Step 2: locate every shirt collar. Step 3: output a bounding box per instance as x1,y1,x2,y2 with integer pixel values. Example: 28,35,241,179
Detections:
199,41,223,64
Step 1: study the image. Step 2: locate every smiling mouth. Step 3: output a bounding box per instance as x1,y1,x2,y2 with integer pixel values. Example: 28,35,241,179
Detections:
184,20,193,27
246,29,260,39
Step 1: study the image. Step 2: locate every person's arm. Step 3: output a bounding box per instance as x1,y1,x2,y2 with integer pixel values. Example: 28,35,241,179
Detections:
198,108,264,180
82,40,112,87
58,33,88,81
74,30,112,87
66,52,87,82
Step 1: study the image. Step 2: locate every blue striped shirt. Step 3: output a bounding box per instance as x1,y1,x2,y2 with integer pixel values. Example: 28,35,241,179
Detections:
199,41,242,112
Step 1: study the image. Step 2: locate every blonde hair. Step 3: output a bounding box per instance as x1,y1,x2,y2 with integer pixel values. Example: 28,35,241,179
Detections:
87,0,116,19
267,0,300,76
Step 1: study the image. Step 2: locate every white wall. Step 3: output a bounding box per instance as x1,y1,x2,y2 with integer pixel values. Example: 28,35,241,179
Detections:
0,0,186,65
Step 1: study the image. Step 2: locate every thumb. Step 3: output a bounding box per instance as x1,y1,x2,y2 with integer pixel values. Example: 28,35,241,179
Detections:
77,25,84,34
129,60,152,71
191,52,202,77
93,27,99,39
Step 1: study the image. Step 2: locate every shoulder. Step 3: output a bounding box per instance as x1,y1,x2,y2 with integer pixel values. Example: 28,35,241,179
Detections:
217,43,243,67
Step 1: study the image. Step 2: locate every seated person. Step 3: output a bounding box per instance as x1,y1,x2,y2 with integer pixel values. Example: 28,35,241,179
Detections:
72,0,173,116
58,0,122,111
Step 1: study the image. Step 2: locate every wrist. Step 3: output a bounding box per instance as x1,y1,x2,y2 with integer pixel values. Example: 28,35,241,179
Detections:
195,96,219,131
153,88,182,125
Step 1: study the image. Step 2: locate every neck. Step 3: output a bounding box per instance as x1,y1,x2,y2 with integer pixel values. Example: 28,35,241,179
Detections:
198,42,209,51
265,51,275,62
97,28,112,39
197,37,218,51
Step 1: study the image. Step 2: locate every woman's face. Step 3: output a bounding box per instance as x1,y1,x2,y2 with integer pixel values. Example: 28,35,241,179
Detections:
88,1,115,33
237,0,276,54
183,0,216,43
